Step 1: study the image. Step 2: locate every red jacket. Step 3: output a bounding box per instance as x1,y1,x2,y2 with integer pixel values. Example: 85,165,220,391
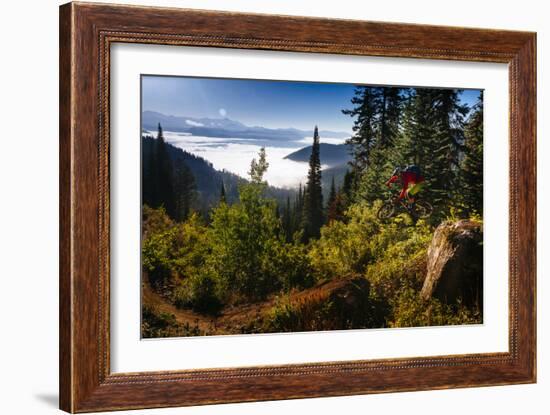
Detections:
387,171,424,199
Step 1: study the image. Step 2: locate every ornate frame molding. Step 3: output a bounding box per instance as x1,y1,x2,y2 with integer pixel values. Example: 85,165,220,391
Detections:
60,2,536,412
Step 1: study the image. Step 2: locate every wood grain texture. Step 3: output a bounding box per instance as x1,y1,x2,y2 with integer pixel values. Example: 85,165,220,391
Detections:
59,2,537,412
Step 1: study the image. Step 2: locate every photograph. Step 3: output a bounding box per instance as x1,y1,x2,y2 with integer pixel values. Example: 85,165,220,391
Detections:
140,75,484,338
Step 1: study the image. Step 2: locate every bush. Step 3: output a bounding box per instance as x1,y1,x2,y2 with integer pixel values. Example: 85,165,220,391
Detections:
308,202,380,280
141,304,179,338
309,201,432,281
173,272,222,315
141,210,209,294
141,304,205,338
142,205,173,238
389,287,481,327
206,183,313,302
262,277,385,333
269,241,314,292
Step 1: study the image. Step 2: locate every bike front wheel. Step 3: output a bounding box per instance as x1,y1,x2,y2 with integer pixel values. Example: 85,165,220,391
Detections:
377,201,395,220
412,200,433,219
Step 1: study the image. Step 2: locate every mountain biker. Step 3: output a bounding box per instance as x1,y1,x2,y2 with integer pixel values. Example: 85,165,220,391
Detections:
385,165,425,204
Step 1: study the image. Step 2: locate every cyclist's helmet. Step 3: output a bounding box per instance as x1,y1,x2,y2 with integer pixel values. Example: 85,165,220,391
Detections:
391,166,401,177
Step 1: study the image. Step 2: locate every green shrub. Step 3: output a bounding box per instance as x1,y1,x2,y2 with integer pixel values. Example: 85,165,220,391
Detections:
141,304,205,338
309,201,432,281
308,202,381,280
389,287,481,328
141,304,179,338
206,183,313,302
173,272,222,315
142,205,173,238
142,211,209,293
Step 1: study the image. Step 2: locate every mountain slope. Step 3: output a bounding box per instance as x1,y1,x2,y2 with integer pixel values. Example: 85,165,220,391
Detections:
284,143,353,167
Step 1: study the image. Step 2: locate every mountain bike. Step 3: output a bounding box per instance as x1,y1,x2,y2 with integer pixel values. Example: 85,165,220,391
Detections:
376,191,433,221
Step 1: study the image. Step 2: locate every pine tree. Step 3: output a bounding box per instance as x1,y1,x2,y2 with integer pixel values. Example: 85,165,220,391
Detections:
460,92,483,215
173,161,195,221
379,87,403,147
331,191,346,223
341,169,355,207
156,123,178,218
396,88,468,217
282,196,292,242
301,126,324,242
293,183,304,238
219,181,227,204
327,176,337,213
342,87,381,172
327,178,345,223
342,87,404,202
142,135,155,209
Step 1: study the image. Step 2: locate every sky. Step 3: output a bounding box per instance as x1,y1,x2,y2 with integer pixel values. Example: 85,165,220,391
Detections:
142,75,481,133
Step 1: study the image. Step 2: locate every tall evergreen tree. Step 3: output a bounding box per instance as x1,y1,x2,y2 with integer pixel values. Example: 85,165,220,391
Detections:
342,87,380,173
154,123,176,216
301,126,324,241
172,161,195,221
219,181,227,204
460,92,484,215
379,87,403,147
282,196,292,242
327,176,337,212
396,88,468,217
342,86,403,202
341,169,355,207
326,177,345,223
292,183,304,238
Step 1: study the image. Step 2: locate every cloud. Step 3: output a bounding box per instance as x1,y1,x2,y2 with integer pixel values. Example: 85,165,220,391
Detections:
185,119,204,127
219,108,227,117
165,134,308,188
298,136,347,145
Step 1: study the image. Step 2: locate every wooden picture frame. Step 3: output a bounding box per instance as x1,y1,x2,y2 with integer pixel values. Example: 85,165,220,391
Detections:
59,2,536,412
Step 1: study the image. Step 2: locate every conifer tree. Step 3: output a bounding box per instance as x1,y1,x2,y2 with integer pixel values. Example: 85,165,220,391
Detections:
341,169,355,207
292,183,304,238
327,176,337,213
282,196,292,242
342,87,380,172
460,92,483,215
219,181,227,204
173,161,195,221
301,126,324,242
327,177,345,223
342,87,403,202
396,88,468,217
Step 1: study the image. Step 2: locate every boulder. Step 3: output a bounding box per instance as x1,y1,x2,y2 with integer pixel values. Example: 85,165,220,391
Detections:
420,220,483,308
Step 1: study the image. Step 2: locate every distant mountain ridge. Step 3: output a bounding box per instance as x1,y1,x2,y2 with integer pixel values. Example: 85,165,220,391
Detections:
284,143,353,168
142,111,350,142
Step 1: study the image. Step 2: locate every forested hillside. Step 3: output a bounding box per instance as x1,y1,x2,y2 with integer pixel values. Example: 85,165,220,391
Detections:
142,132,295,215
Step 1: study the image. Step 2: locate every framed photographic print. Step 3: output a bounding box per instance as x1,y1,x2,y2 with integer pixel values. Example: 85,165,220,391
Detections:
59,2,536,412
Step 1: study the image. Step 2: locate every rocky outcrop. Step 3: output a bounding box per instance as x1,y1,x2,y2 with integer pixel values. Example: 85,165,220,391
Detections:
420,220,483,308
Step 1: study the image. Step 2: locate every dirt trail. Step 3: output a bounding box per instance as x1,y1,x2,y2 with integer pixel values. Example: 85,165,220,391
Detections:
142,283,214,332
142,277,366,335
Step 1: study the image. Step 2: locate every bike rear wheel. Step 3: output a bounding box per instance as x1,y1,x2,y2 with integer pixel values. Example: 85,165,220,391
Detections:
412,200,433,219
377,201,395,220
